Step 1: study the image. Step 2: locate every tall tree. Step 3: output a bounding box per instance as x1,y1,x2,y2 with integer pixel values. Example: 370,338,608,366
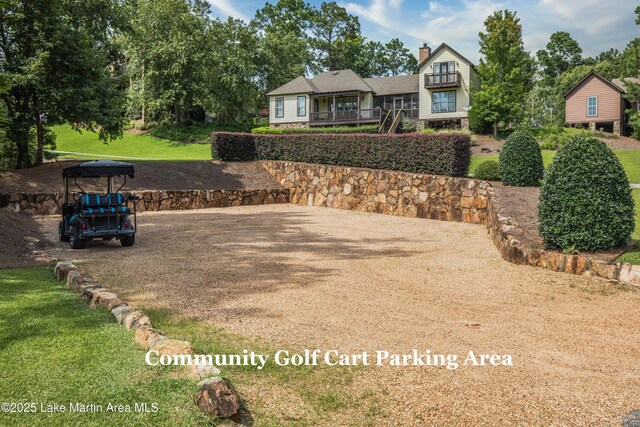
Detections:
473,10,534,136
353,40,386,77
536,31,583,85
308,2,361,72
621,8,640,138
383,38,418,76
253,0,312,93
205,18,261,122
125,0,212,124
0,0,127,167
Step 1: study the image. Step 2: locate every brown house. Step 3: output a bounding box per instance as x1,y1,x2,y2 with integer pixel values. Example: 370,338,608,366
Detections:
564,71,638,135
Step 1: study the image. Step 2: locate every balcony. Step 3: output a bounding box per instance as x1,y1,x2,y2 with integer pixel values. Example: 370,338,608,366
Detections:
309,107,383,125
425,72,461,89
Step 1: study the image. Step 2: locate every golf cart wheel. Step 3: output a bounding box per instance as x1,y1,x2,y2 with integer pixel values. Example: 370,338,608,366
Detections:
120,234,135,247
69,225,85,249
59,221,70,242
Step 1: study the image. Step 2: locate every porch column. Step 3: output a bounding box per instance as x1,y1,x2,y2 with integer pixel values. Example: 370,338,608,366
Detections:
357,93,361,124
332,94,336,122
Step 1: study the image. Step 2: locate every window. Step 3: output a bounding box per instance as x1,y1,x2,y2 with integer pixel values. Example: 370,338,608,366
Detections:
275,97,284,118
587,96,597,117
297,96,306,116
432,91,456,113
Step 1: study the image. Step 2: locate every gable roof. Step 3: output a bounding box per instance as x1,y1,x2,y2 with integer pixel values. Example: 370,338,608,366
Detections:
266,76,317,96
267,69,373,96
563,71,624,98
418,42,474,70
363,74,419,95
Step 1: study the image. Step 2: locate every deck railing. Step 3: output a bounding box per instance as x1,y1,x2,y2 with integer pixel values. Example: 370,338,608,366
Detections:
310,107,383,123
425,72,461,88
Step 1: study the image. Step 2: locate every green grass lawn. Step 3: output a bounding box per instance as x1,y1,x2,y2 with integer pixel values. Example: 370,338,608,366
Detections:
0,268,209,426
0,268,383,426
470,150,640,184
50,125,211,161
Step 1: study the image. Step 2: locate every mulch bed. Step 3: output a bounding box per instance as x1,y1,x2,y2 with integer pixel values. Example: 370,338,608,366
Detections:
492,185,632,263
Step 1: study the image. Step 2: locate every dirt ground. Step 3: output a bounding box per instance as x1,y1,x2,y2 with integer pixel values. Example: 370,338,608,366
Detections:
0,210,53,268
472,133,640,156
34,204,640,426
0,160,280,193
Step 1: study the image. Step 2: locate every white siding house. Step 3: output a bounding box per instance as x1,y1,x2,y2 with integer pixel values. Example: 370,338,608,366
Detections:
418,43,476,129
266,43,476,130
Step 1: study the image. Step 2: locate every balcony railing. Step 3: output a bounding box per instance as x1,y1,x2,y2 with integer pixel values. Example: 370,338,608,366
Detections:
310,107,383,123
425,72,461,89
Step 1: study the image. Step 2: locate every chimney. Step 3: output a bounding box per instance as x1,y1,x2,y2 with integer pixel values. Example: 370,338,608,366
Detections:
419,43,431,64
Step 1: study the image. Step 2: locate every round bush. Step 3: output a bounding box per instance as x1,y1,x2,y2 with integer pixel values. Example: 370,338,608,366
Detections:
474,160,501,181
499,131,544,186
539,135,635,251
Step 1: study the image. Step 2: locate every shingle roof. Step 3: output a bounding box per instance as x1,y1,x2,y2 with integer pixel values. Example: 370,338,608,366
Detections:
612,77,640,93
309,69,373,93
417,42,474,70
267,70,420,97
266,76,318,96
363,74,419,95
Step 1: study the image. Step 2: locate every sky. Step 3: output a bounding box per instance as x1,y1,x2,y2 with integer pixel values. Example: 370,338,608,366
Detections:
205,0,638,63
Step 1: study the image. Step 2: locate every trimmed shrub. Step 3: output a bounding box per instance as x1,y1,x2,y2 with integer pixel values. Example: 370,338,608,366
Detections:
474,160,500,181
499,130,544,186
539,135,635,251
211,132,256,161
212,132,471,177
250,125,379,135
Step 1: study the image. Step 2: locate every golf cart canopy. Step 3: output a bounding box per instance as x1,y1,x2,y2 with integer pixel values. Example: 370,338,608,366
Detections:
62,160,135,178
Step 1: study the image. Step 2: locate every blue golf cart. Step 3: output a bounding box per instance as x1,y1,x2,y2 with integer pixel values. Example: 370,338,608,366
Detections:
59,160,139,249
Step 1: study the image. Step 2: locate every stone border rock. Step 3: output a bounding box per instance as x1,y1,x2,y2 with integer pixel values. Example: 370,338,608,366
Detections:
52,261,241,422
1,189,289,215
486,188,640,287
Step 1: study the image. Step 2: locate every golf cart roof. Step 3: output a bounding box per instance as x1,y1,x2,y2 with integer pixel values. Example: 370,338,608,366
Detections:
62,160,135,178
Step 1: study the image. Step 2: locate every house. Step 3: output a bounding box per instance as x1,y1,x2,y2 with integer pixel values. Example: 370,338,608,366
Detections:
564,71,639,135
266,43,477,131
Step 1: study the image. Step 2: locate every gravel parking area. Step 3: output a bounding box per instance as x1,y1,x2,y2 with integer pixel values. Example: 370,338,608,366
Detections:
37,205,640,425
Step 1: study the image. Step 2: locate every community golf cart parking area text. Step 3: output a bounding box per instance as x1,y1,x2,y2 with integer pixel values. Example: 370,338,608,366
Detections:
145,349,514,371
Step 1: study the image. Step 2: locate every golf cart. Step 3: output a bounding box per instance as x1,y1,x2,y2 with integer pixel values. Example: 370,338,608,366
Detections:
59,160,139,249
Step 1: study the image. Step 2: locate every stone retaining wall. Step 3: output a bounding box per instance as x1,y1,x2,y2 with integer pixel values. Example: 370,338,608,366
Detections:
487,187,640,286
261,160,491,224
0,189,289,215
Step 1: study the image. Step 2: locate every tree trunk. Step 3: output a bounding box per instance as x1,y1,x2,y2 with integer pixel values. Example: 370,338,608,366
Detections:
34,94,44,165
493,121,498,138
141,64,146,125
15,134,30,169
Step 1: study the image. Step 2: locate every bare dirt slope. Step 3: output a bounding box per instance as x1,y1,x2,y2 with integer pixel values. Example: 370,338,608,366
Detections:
0,210,52,268
36,205,640,426
0,160,281,193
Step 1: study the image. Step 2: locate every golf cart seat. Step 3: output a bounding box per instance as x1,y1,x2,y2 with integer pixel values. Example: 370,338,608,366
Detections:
79,192,131,216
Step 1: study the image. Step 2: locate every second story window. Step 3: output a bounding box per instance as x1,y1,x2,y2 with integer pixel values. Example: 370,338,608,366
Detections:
275,97,284,118
587,96,597,117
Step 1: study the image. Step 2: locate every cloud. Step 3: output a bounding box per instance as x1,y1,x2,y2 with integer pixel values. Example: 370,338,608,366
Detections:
347,0,637,63
207,0,250,21
342,0,404,30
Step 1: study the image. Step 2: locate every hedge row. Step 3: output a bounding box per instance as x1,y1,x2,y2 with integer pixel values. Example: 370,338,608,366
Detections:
211,132,471,177
251,125,379,134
